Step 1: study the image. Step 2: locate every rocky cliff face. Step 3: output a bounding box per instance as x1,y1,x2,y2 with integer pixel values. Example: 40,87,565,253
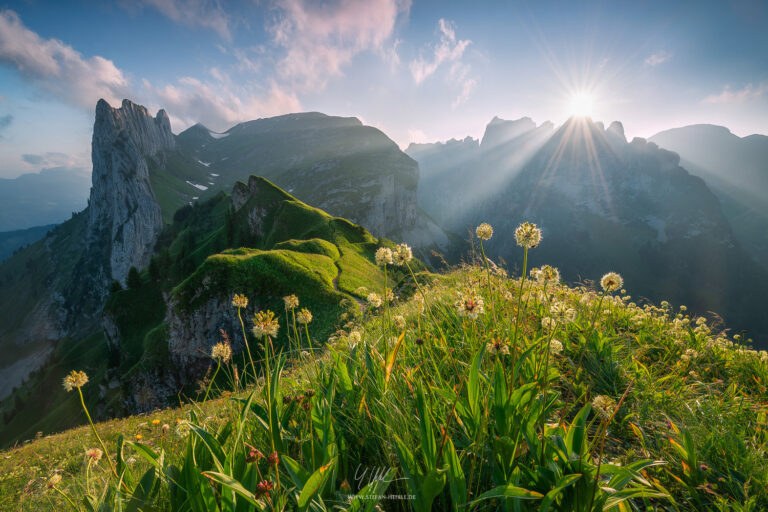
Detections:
87,99,173,284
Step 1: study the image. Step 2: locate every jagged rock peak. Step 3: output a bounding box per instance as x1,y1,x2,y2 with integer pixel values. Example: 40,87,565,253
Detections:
607,121,626,142
481,116,538,148
88,98,167,285
94,98,175,156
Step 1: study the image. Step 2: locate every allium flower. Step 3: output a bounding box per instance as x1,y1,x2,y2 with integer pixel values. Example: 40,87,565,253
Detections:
592,395,617,420
232,293,249,308
367,292,382,308
549,339,563,355
393,315,406,331
252,310,279,338
375,247,393,266
600,272,623,293
455,291,485,319
296,308,313,325
283,294,299,310
211,342,232,363
476,223,493,241
487,339,510,356
63,370,88,392
536,265,560,284
541,317,556,331
47,474,62,488
392,243,413,266
85,448,103,462
515,222,542,248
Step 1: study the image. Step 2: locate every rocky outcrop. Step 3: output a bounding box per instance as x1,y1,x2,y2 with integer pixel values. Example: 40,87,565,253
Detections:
87,99,173,284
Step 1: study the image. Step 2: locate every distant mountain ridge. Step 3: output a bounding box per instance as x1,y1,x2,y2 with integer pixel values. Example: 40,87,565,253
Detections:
0,167,89,231
407,116,768,346
650,124,768,269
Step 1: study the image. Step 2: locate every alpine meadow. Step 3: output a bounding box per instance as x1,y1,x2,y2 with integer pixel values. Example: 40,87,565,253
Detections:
0,1,767,511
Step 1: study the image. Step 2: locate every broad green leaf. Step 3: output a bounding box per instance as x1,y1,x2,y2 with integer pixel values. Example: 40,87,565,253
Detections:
202,471,259,506
298,459,336,512
348,468,396,512
443,437,467,510
469,484,543,506
539,474,582,512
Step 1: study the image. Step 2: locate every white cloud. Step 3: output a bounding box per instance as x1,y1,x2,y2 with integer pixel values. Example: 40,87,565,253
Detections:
644,50,672,66
703,83,768,104
410,19,477,108
0,9,131,109
142,76,301,132
139,0,231,40
409,19,471,84
268,0,410,91
407,128,429,144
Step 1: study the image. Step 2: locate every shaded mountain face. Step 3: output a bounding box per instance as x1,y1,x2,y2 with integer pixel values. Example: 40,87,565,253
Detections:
406,116,554,234
650,125,768,269
0,167,89,231
408,117,768,346
0,225,56,263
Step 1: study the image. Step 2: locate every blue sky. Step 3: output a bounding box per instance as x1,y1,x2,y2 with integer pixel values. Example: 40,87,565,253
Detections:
0,0,766,178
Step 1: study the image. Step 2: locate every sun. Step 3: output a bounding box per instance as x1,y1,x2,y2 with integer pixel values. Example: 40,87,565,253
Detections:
568,92,595,117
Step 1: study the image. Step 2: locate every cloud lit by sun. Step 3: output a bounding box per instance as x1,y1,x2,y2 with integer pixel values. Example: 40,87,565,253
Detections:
568,92,595,117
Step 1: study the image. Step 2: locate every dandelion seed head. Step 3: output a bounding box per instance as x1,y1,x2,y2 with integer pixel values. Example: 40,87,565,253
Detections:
515,222,542,248
367,292,382,308
252,310,279,338
232,293,249,308
549,339,563,355
600,272,623,293
85,448,103,462
348,330,362,344
536,265,560,284
392,243,413,266
541,317,556,331
63,370,88,392
476,223,493,241
393,315,406,331
211,342,232,363
296,308,313,325
283,294,299,310
375,247,393,266
455,290,484,319
47,474,62,488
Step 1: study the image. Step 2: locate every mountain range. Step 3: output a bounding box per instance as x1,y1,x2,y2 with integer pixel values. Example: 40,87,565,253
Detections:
1,99,766,446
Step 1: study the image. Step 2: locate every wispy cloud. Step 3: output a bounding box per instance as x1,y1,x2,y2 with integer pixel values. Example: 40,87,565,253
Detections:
268,0,410,91
20,151,86,168
0,114,12,138
644,50,672,66
138,0,232,40
0,9,131,109
410,19,477,108
703,83,768,104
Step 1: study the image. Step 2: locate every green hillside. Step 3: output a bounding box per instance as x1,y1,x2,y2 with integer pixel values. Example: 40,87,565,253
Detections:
0,222,765,511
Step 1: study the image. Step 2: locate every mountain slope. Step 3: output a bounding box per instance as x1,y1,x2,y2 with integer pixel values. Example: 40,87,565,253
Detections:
650,125,768,268
0,224,56,263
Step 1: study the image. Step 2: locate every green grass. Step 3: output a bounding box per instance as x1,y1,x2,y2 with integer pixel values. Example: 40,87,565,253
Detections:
2,227,766,510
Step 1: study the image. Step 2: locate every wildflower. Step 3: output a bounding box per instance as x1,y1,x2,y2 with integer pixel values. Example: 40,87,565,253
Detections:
549,339,563,355
211,342,232,363
393,315,406,331
63,370,88,392
85,448,103,462
252,310,279,338
296,308,314,325
135,433,143,441
47,474,62,488
592,395,617,420
302,401,312,411
283,294,299,310
385,288,395,303
476,223,493,240
354,286,369,296
392,243,413,266
232,293,249,308
541,317,556,331
247,448,265,463
175,421,191,438
348,330,362,344
375,247,393,266
536,265,560,284
487,339,510,356
600,272,623,293
161,423,170,433
455,291,484,319
515,222,542,248
255,480,274,497
681,348,699,362
268,452,280,467
367,292,382,308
